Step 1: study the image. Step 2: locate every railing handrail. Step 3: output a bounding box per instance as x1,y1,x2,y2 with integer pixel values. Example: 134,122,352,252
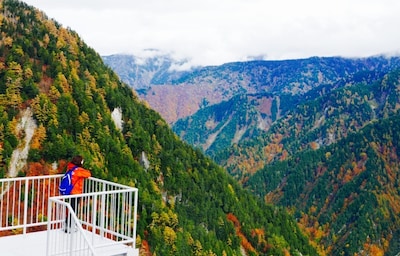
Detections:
52,188,137,198
87,176,138,191
1,174,63,182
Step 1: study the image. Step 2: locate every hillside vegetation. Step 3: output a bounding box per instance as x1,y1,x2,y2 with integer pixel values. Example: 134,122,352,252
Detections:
172,62,400,254
0,0,317,255
246,111,400,255
104,39,400,255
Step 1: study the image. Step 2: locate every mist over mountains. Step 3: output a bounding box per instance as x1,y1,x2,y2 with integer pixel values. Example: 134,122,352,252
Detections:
102,53,193,90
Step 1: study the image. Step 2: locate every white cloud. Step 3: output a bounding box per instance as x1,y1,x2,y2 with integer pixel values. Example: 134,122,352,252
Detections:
23,0,400,66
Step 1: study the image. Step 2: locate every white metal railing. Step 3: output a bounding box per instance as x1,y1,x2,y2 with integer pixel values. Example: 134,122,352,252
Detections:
47,200,97,255
0,175,61,234
0,175,138,256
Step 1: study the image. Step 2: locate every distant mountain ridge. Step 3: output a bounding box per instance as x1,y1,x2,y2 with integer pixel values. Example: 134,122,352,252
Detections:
103,54,400,124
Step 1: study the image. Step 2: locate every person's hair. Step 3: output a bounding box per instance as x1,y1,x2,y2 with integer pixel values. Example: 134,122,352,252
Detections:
71,155,84,167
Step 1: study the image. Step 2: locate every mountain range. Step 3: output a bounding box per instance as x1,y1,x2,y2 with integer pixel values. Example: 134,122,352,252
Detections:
104,53,400,255
0,1,317,255
1,0,398,254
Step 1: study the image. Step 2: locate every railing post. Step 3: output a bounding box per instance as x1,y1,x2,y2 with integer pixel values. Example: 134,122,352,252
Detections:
23,178,29,234
46,198,53,256
99,181,106,238
133,188,138,249
92,193,98,242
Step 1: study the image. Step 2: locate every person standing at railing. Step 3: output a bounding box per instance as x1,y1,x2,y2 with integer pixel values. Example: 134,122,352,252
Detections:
63,155,91,233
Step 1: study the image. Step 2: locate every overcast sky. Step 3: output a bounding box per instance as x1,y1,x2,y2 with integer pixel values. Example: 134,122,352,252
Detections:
23,0,400,67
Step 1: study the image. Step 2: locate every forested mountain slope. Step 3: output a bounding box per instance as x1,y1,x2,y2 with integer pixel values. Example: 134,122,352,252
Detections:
178,68,400,180
245,111,400,255
0,0,317,255
173,61,400,254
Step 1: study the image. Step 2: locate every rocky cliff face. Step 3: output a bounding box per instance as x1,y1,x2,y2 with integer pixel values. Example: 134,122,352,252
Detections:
9,108,37,177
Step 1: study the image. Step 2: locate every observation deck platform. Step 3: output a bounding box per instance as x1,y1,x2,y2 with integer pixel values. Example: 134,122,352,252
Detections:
0,175,139,256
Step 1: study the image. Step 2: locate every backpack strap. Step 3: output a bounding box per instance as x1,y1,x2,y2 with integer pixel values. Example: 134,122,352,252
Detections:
67,165,79,186
68,165,79,173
